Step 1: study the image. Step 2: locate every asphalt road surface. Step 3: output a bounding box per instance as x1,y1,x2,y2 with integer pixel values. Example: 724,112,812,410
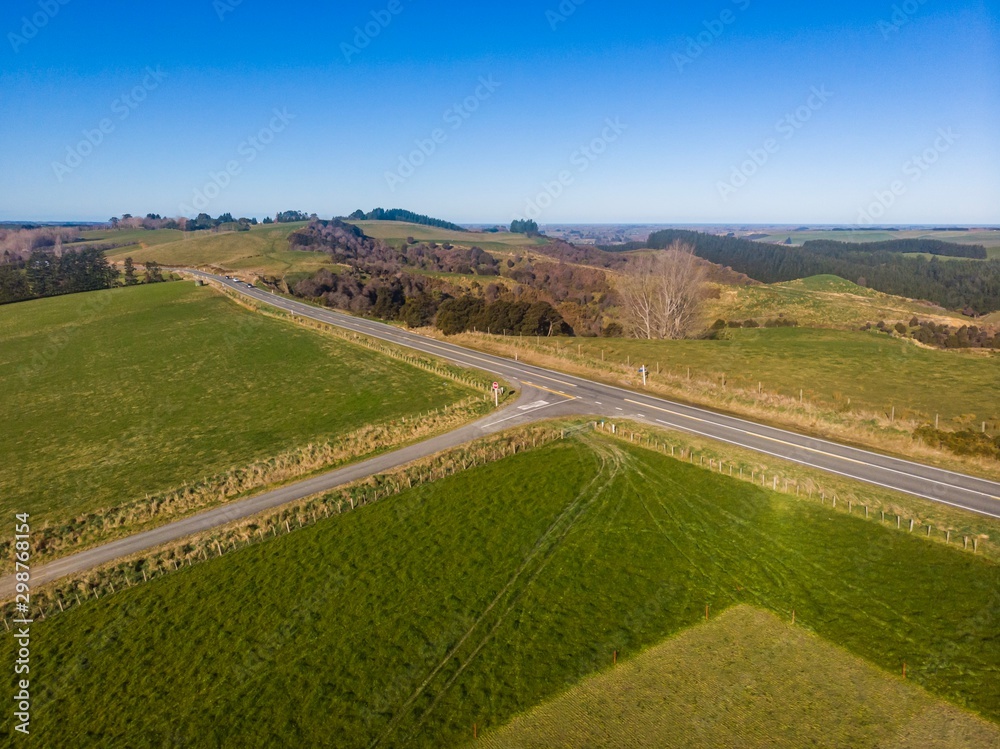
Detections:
4,271,997,597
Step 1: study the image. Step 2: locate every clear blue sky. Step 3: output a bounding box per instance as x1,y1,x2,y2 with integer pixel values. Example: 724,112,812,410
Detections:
1,0,998,224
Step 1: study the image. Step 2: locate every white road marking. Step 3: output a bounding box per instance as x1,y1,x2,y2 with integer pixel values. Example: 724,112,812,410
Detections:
518,401,550,411
654,420,1000,520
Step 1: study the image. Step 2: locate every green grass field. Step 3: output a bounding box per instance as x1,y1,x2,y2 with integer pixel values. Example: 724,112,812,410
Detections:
354,221,549,253
101,222,317,278
0,282,472,523
479,605,1000,749
10,435,997,747
75,226,188,250
709,274,972,329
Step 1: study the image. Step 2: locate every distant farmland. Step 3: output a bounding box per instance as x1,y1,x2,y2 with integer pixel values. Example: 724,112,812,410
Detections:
10,435,997,747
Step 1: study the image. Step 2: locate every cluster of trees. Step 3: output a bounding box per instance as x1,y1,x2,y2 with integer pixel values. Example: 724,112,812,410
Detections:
293,267,432,320
346,208,465,232
643,230,1000,314
0,247,120,304
122,257,165,286
510,219,539,235
290,219,395,265
291,265,571,336
404,243,500,276
865,318,1000,349
288,219,616,335
182,213,260,232
106,213,270,232
435,297,571,336
275,211,314,223
109,214,182,231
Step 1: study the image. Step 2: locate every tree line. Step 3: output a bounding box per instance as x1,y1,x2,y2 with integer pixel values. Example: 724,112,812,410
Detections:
643,230,1000,314
0,248,118,304
346,208,465,232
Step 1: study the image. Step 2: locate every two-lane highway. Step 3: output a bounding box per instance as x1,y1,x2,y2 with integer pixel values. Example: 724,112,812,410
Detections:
199,270,1000,519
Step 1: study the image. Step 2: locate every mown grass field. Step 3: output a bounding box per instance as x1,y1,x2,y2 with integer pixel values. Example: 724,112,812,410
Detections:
479,605,1000,749
10,435,997,747
709,274,973,329
0,281,472,523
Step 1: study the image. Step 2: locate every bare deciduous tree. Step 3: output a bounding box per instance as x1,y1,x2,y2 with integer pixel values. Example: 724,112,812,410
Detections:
618,241,707,339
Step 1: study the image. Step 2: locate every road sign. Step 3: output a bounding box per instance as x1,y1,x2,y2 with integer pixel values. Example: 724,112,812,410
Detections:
492,381,500,408
492,382,500,390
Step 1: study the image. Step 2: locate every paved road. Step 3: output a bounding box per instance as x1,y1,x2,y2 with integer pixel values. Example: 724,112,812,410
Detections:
5,271,998,597
199,271,1000,518
2,383,556,598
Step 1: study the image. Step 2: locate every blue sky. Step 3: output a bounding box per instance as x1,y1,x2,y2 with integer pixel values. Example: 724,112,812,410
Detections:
1,0,998,224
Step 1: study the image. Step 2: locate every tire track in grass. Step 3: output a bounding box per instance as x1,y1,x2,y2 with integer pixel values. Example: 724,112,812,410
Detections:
369,440,622,749
404,440,637,737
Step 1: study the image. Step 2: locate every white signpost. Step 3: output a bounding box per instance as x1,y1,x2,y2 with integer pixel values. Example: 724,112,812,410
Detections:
639,366,648,387
492,381,500,407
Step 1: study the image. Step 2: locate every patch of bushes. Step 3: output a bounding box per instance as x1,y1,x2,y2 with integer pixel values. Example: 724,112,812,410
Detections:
864,320,1000,349
915,425,1000,460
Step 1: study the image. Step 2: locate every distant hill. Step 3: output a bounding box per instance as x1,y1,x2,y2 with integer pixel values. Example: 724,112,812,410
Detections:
346,208,464,232
644,229,1000,314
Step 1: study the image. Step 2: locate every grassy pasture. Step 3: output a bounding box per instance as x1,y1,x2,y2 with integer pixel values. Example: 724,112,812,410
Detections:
75,227,188,250
479,605,1000,749
10,435,997,747
709,274,973,329
354,220,548,253
447,325,1000,432
101,222,315,277
0,281,471,523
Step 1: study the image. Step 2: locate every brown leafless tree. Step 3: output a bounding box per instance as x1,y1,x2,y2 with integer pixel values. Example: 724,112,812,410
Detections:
617,241,707,339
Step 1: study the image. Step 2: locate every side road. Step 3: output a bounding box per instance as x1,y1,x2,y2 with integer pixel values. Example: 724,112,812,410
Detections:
0,384,561,599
